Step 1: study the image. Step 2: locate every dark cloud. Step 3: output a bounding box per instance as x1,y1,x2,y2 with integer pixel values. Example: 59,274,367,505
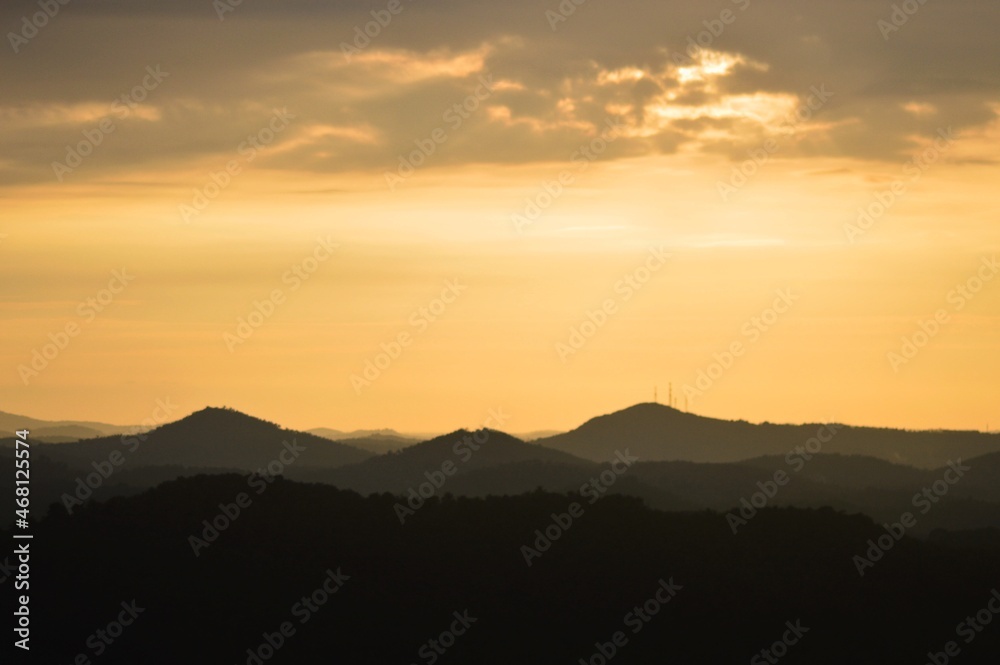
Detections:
1,0,997,184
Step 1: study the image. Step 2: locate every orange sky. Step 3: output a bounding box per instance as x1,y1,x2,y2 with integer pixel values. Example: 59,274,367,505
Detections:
1,1,998,433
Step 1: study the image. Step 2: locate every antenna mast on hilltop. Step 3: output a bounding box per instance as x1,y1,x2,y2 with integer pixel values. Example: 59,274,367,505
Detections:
653,386,658,403
668,383,673,408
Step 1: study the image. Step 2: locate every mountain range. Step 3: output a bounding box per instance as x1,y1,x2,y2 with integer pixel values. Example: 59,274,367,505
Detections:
5,401,1000,663
4,403,999,534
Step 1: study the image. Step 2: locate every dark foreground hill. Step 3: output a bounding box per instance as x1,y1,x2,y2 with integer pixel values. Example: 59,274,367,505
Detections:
9,475,1000,664
536,403,1000,468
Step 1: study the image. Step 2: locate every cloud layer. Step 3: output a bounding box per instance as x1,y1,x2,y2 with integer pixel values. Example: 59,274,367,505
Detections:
2,0,998,185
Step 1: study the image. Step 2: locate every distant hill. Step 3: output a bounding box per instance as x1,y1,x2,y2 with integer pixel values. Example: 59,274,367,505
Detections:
26,425,108,441
0,410,135,441
535,403,1000,468
309,429,417,455
369,448,997,532
34,407,374,472
736,453,927,491
0,446,241,526
442,459,696,511
289,429,589,494
308,427,428,441
513,430,564,441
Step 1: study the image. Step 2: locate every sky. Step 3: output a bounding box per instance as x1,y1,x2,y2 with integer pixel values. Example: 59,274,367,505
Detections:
1,0,998,434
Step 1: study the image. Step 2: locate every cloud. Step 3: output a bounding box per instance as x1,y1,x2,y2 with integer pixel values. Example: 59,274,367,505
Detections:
1,0,998,185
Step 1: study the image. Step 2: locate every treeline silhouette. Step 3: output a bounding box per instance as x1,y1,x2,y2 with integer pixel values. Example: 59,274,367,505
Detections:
9,474,1000,664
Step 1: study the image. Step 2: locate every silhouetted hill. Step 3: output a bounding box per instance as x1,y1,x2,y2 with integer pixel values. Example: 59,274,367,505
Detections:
0,445,251,527
443,459,696,510
0,434,81,446
34,407,374,472
513,429,564,441
925,451,1000,504
309,430,417,454
13,474,1000,664
289,429,589,494
629,459,856,511
26,425,107,441
536,403,1000,468
738,453,926,490
408,450,1000,533
308,427,425,442
0,409,134,440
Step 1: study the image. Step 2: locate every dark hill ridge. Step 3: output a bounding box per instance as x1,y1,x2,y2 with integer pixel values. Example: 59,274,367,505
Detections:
535,403,1000,468
408,452,1000,534
34,406,374,472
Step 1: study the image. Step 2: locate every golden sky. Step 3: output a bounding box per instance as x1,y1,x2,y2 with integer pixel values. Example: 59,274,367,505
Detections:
1,0,998,433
